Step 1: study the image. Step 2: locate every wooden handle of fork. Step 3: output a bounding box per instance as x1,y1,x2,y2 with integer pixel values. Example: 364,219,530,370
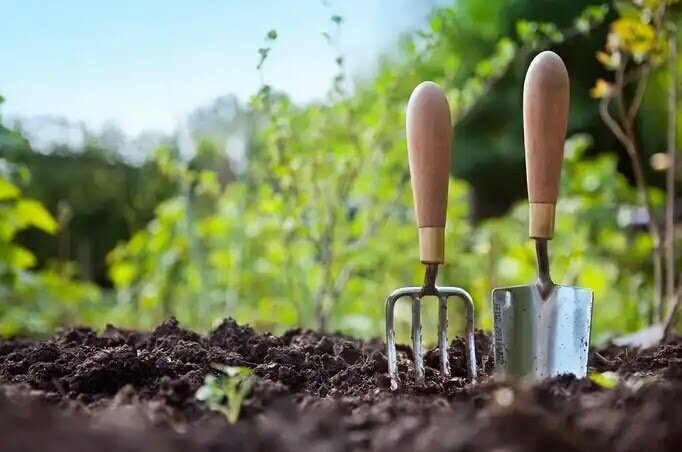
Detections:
523,51,570,240
406,81,452,264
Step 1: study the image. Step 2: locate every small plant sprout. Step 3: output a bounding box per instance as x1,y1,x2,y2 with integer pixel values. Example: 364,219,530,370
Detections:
588,371,658,392
589,371,620,389
196,364,254,423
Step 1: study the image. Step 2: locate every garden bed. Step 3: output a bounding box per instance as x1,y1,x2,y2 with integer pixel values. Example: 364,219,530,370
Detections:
1,318,681,451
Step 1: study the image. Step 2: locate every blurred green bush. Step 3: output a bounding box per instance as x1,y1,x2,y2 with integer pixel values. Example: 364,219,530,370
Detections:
0,1,675,343
105,132,652,343
0,155,101,336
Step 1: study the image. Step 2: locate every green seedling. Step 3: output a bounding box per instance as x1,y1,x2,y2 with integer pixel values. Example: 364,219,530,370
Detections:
196,364,254,423
588,371,658,392
588,371,619,389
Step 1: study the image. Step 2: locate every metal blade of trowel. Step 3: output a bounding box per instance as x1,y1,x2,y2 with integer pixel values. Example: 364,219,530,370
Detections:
492,51,594,380
493,281,593,379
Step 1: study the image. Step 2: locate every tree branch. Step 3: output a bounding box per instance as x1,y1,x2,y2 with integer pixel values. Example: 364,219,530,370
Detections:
664,271,682,339
601,83,663,321
628,64,653,123
599,98,630,148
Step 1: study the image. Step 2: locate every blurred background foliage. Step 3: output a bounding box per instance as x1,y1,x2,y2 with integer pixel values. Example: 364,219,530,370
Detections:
0,0,680,344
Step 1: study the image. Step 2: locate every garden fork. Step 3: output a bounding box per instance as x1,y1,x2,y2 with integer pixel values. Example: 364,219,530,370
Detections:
385,82,477,389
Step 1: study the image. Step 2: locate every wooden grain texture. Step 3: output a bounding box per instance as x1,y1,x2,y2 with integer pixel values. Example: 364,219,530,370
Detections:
523,51,570,205
406,81,452,229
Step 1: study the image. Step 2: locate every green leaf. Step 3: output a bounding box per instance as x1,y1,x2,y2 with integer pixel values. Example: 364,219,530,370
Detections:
584,4,609,23
198,365,254,423
614,1,642,20
0,179,20,201
14,200,58,234
430,14,443,32
8,245,36,269
539,23,563,42
476,59,494,77
109,261,137,287
196,171,220,196
267,29,278,40
516,19,538,42
575,17,590,34
195,385,214,402
257,47,270,70
208,250,233,269
589,371,619,389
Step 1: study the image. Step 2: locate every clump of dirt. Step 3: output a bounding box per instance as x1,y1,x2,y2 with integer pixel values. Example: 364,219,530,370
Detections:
590,336,682,379
1,318,682,451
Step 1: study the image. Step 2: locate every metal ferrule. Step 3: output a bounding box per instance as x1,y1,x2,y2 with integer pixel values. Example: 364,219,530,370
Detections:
419,227,444,264
529,203,555,239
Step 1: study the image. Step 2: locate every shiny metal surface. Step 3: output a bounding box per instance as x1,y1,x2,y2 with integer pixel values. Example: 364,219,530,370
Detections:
386,266,477,390
492,283,593,379
535,239,553,298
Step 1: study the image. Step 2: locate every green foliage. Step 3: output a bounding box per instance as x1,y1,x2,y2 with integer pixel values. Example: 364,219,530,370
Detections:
107,133,651,341
104,3,652,342
591,0,672,97
257,29,278,71
196,365,253,423
416,0,614,219
0,157,101,336
2,0,674,343
4,147,178,286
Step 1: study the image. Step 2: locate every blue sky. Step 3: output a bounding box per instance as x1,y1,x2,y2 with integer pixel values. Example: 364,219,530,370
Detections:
0,0,439,135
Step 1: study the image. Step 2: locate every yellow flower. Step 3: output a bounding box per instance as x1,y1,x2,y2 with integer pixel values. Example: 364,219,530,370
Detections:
590,79,613,99
595,50,620,70
611,18,656,62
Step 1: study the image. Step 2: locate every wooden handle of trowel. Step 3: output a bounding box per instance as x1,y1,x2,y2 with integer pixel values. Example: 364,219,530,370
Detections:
406,81,452,264
523,51,570,240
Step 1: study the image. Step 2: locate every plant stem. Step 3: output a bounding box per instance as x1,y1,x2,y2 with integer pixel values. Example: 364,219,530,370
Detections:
596,0,670,322
665,25,677,323
600,96,663,322
184,179,208,328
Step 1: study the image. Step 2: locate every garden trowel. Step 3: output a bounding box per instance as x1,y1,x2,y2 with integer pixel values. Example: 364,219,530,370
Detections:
492,51,594,380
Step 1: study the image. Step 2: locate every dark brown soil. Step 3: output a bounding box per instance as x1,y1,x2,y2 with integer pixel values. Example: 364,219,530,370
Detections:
1,318,682,451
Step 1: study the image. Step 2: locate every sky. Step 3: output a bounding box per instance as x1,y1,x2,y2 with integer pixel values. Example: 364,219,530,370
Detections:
0,0,440,136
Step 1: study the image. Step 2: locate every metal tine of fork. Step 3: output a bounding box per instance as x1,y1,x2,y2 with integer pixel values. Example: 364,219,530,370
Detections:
438,287,478,380
386,287,419,389
411,295,424,385
438,295,450,378
385,285,478,389
385,294,398,389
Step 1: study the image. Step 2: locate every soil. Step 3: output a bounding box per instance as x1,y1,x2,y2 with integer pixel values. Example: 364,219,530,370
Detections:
1,318,682,451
